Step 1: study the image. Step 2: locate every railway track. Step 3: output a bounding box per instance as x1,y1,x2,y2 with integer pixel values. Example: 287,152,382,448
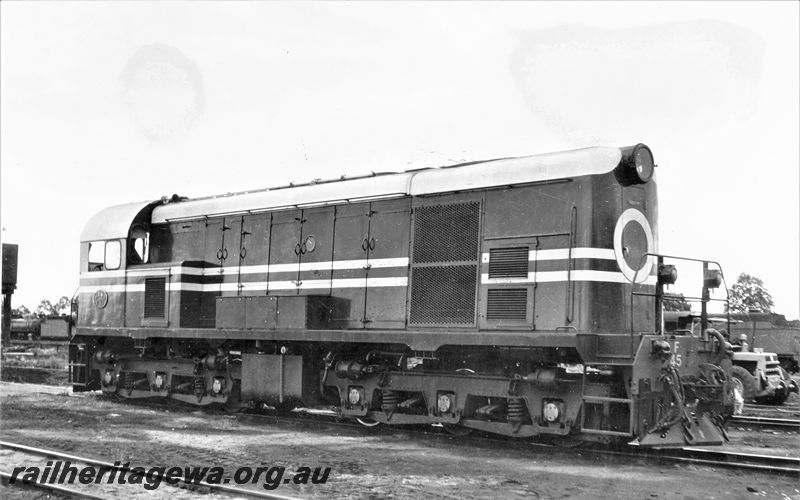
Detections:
637,447,800,475
0,440,299,500
744,402,800,416
0,470,106,499
729,415,800,432
4,388,798,484
130,399,800,477
258,411,800,476
0,365,67,372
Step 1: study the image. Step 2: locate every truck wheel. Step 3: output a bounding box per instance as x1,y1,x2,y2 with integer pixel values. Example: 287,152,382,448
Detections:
764,392,789,405
730,365,757,402
761,366,792,405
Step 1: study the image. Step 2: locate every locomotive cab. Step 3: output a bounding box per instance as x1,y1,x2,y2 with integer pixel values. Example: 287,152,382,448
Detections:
77,201,159,328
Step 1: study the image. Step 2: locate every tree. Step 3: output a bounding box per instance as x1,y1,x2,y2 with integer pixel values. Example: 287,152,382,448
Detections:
726,273,774,313
663,293,692,311
34,296,71,317
11,304,31,318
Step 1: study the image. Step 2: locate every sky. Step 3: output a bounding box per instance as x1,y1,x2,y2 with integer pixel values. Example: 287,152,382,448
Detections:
1,1,798,319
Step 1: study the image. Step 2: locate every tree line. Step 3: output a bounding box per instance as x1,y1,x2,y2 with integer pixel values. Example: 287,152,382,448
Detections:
664,272,775,314
12,296,71,318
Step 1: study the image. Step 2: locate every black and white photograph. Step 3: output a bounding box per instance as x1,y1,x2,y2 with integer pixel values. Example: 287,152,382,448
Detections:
1,1,798,498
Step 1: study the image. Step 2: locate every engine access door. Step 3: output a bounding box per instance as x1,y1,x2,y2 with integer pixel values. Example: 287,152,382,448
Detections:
268,210,302,295
329,203,369,329
297,207,335,296
364,198,411,329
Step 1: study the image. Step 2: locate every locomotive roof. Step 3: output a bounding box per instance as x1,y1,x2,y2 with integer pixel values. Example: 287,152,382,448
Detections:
149,145,624,224
81,200,160,242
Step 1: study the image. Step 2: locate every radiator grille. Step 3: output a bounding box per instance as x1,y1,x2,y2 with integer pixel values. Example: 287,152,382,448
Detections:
144,278,166,318
486,288,528,320
488,247,529,278
409,201,481,325
409,266,477,324
412,202,480,263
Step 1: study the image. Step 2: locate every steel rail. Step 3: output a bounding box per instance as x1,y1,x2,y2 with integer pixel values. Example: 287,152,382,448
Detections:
582,446,800,476
744,402,800,411
0,470,107,499
667,447,800,475
0,440,300,500
729,415,800,431
0,365,67,372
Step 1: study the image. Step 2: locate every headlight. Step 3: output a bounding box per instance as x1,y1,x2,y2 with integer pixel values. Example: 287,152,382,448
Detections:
619,143,655,184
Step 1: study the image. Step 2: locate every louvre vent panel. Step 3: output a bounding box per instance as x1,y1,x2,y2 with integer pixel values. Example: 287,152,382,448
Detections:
144,278,166,318
488,247,529,278
410,265,477,325
486,289,528,320
412,202,480,263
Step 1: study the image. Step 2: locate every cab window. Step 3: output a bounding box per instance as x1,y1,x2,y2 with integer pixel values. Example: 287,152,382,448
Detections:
87,240,121,271
88,241,105,271
129,226,149,264
105,241,121,270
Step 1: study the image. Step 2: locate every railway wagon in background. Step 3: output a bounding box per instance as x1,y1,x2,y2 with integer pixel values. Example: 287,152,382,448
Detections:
10,317,41,340
70,144,734,447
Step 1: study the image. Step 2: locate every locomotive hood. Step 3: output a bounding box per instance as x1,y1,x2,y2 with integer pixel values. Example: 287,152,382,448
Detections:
149,146,626,223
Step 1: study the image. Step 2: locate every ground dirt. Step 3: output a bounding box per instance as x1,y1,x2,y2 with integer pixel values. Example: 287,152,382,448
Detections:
0,382,798,499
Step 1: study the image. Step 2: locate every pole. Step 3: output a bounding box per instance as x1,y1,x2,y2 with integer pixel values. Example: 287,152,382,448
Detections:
1,293,11,346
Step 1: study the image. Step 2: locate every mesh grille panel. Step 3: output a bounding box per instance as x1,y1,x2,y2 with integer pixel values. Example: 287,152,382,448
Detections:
409,201,480,325
488,247,529,278
412,202,480,263
410,265,477,324
486,288,527,320
144,278,166,318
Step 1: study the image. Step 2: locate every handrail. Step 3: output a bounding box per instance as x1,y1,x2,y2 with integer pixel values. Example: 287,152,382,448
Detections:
628,252,731,340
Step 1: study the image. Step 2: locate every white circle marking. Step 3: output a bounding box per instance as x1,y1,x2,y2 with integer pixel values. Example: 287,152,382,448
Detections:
613,208,655,284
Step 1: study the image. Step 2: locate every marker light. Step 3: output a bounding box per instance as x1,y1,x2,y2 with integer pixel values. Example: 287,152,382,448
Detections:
658,264,678,285
704,269,723,289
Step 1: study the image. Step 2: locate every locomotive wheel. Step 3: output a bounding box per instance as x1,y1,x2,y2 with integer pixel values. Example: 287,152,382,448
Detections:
730,365,757,402
355,417,381,427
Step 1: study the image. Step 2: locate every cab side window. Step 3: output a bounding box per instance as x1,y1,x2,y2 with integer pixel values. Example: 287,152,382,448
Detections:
88,241,105,271
129,227,149,265
87,240,122,271
105,241,121,270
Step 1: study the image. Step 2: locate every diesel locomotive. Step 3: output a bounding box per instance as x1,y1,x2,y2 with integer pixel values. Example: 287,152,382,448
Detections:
71,144,734,447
